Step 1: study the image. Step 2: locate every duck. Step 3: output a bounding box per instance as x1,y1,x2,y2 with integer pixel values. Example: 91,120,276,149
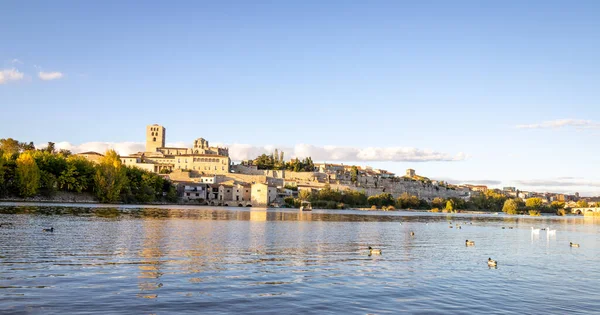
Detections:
488,258,497,267
465,240,475,246
502,227,505,229
570,242,580,248
368,246,382,255
531,227,540,233
457,225,462,230
449,225,453,228
508,227,514,229
410,231,415,236
42,227,54,232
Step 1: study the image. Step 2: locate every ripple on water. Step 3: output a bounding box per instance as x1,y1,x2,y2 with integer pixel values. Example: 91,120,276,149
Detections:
1,205,600,314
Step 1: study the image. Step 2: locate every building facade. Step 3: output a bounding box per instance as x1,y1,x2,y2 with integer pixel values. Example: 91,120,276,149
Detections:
120,124,231,174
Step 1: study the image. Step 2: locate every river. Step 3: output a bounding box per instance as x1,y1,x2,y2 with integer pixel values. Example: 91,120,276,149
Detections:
1,203,599,314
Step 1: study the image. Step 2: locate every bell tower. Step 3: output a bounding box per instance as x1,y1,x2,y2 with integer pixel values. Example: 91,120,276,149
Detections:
146,124,165,152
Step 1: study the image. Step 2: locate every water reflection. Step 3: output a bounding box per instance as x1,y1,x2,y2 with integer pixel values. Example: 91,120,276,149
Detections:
1,203,600,314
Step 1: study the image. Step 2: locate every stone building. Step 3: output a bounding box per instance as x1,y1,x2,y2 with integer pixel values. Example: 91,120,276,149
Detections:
251,182,277,207
76,151,104,164
120,124,231,174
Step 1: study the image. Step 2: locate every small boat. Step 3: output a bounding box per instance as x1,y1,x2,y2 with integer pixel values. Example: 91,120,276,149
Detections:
300,201,312,212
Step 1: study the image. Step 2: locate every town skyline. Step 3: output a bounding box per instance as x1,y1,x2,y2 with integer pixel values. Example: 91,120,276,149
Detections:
2,1,599,196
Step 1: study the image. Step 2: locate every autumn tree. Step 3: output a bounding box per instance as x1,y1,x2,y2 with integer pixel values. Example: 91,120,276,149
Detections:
445,200,455,211
550,201,565,210
502,199,519,215
94,150,127,203
576,200,589,208
525,197,543,210
15,152,41,197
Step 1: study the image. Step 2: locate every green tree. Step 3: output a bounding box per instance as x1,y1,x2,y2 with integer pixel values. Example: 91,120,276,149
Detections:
94,150,127,203
502,199,519,215
298,189,311,201
0,154,5,195
525,197,543,210
45,142,56,154
432,197,445,209
350,166,358,184
15,152,41,197
396,192,420,209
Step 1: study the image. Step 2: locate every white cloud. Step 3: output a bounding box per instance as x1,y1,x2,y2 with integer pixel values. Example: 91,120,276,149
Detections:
38,71,64,81
0,68,25,84
48,141,145,156
513,178,600,188
219,143,467,162
439,178,503,186
45,141,466,163
11,59,23,64
516,119,600,130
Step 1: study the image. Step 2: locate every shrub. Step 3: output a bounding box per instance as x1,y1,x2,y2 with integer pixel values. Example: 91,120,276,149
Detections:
529,210,541,216
557,209,567,216
431,208,440,213
370,205,377,210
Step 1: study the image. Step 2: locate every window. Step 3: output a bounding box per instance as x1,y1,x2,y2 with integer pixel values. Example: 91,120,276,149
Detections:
196,193,199,197
186,193,190,196
227,190,230,193
153,137,156,142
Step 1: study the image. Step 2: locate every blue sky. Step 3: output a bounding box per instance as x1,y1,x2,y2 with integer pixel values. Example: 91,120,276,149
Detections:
1,1,599,195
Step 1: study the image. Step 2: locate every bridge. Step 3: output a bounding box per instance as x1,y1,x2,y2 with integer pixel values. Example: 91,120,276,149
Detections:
571,207,600,215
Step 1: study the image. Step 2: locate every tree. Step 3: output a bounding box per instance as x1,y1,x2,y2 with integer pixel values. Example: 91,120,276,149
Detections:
576,200,589,208
445,200,455,212
45,142,56,154
502,199,519,215
350,166,358,184
15,152,41,197
550,201,565,210
0,154,5,194
432,197,445,209
0,138,22,155
56,155,94,193
396,192,420,209
298,189,311,201
525,197,543,210
94,150,127,203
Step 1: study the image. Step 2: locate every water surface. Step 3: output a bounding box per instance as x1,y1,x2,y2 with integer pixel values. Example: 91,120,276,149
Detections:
1,203,599,314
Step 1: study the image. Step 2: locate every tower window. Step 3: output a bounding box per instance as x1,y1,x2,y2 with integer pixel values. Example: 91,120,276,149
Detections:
153,137,156,142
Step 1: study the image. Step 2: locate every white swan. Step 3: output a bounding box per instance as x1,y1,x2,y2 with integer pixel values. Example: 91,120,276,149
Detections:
531,227,540,233
547,227,556,235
